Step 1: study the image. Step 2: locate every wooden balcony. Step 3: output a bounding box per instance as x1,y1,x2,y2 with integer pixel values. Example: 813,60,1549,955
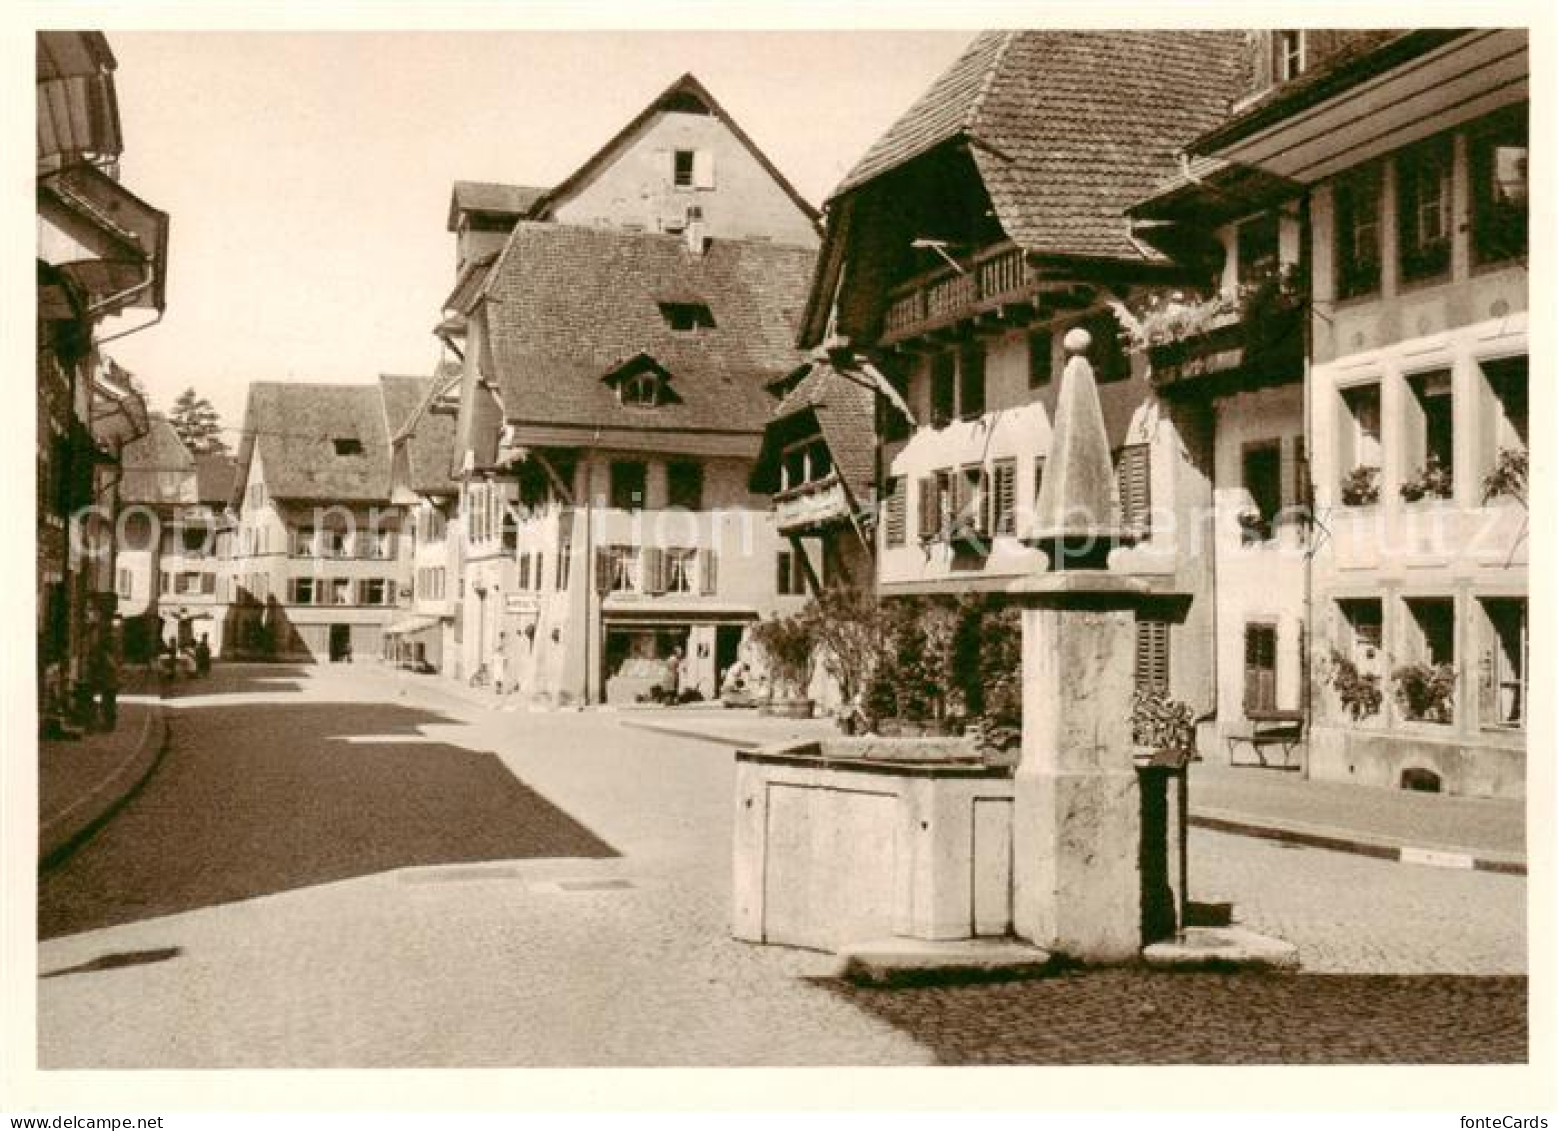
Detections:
773,472,853,535
1147,293,1305,396
879,242,1037,345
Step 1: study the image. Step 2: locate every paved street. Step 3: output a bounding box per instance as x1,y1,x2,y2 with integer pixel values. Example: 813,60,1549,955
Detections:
37,663,1527,1067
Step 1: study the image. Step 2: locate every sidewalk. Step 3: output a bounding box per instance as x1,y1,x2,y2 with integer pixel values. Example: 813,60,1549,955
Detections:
38,697,169,871
621,713,1526,873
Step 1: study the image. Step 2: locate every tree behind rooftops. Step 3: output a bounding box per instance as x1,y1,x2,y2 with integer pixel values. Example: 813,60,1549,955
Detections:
168,388,230,455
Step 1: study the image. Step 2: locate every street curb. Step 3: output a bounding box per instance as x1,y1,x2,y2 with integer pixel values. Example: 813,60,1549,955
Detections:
38,703,171,875
1189,810,1525,876
622,720,1528,876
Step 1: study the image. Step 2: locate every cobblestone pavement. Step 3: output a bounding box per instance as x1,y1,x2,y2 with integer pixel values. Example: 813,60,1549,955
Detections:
828,972,1528,1064
36,663,1528,1067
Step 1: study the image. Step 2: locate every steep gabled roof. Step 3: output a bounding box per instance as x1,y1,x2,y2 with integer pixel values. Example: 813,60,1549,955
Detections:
445,181,549,232
193,453,238,507
527,72,820,226
381,373,459,497
442,251,499,315
483,221,814,439
120,414,195,506
751,360,877,503
831,30,1250,262
233,382,393,504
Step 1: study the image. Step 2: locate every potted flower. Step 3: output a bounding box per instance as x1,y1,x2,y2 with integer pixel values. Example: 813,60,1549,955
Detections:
750,613,817,719
1130,688,1196,762
1399,455,1453,502
1481,446,1528,507
1340,465,1381,506
1326,650,1382,721
1392,661,1456,723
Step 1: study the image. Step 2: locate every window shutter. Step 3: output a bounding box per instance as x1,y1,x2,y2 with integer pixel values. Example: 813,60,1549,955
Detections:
202,573,216,596
692,149,715,189
643,546,665,594
885,477,906,547
1116,444,1152,536
534,553,544,591
594,547,612,594
1243,624,1278,714
993,459,1017,536
699,548,718,595
917,476,939,543
976,467,993,538
1135,618,1170,694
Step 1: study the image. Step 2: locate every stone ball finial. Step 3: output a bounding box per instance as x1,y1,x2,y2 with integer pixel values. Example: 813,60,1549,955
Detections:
1063,327,1092,356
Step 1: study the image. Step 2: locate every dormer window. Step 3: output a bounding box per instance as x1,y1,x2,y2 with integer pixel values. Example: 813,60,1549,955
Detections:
621,370,664,408
1276,31,1306,81
333,437,364,456
659,302,715,331
605,353,682,409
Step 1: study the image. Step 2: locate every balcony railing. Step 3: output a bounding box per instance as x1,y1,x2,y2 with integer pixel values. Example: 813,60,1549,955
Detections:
773,472,852,534
880,242,1035,344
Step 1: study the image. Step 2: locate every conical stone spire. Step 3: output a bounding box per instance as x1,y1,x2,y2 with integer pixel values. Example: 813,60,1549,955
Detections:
1031,327,1122,569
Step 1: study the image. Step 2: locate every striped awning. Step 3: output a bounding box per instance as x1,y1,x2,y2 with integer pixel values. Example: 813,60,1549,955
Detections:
36,32,122,170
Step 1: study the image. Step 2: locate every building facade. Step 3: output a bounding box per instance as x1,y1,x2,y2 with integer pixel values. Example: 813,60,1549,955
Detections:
795,30,1256,719
227,381,412,662
37,31,166,729
431,73,822,703
1181,30,1529,797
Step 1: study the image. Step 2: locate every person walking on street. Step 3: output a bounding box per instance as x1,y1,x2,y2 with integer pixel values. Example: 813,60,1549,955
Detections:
665,646,683,704
195,634,211,677
493,632,508,697
92,645,119,732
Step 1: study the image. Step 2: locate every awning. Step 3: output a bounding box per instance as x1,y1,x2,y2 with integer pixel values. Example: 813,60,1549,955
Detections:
384,614,442,636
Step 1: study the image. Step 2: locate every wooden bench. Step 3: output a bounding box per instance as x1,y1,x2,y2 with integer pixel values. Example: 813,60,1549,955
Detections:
1226,710,1305,770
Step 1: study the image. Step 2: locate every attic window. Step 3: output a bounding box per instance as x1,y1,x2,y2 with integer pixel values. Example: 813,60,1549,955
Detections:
621,370,665,408
674,150,696,188
659,302,715,331
333,438,364,456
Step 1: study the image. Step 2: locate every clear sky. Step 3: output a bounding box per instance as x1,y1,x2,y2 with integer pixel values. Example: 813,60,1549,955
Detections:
97,30,976,434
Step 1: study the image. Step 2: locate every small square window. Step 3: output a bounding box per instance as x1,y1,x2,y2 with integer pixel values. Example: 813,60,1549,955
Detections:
658,302,715,331
333,438,364,456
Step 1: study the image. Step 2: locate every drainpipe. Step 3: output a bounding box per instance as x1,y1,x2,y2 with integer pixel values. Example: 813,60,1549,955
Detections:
1299,195,1316,781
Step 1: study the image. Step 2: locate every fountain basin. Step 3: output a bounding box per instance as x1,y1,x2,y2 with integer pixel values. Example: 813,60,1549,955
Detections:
732,737,1016,953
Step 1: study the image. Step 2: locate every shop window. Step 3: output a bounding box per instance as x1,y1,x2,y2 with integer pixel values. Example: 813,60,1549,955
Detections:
1135,618,1170,694
1243,622,1279,715
958,341,987,420
930,352,956,428
1402,371,1454,502
1333,165,1382,300
609,460,647,511
1478,597,1527,729
1397,135,1453,283
667,459,704,510
1470,109,1528,265
1028,329,1052,388
1241,441,1283,542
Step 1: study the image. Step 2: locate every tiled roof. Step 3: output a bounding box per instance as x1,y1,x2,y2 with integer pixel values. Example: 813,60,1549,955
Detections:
758,360,877,503
484,222,815,439
192,453,238,507
381,374,459,497
442,251,499,314
120,415,195,505
832,30,1250,262
235,382,393,503
1189,30,1463,154
446,181,549,231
